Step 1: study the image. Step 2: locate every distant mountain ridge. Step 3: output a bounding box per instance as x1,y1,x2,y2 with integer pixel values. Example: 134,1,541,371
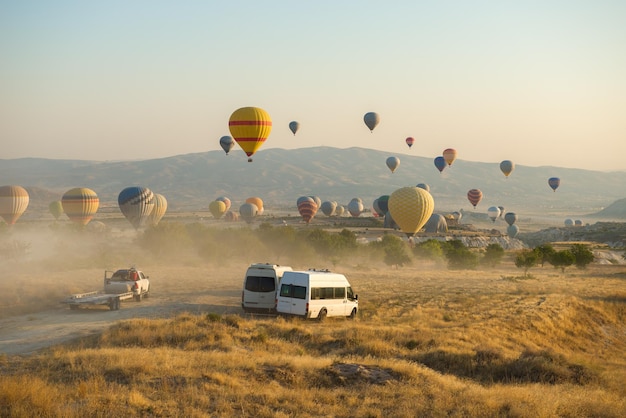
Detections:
2,147,625,218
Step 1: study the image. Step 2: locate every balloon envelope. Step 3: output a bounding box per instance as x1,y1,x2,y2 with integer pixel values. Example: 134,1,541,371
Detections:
62,187,99,226
0,185,29,225
388,187,435,237
320,201,337,217
548,177,560,192
564,218,574,226
246,197,264,215
49,200,64,220
148,193,167,226
118,186,155,229
504,212,518,226
288,121,299,135
363,112,380,132
434,156,446,173
239,203,258,223
467,189,483,208
424,213,448,233
416,183,430,192
487,206,501,222
224,211,239,222
500,160,515,177
219,136,235,155
507,224,519,238
405,137,414,148
209,200,227,219
443,148,457,166
347,199,364,217
216,196,231,211
228,106,272,162
297,199,318,223
386,156,400,173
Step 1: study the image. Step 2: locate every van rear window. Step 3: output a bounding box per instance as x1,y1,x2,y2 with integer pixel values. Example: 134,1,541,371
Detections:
245,276,276,292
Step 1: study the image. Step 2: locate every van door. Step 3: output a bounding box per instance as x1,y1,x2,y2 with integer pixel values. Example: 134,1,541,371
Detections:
278,283,308,316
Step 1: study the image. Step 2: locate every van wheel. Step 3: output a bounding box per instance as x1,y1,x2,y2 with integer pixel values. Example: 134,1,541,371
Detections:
349,308,357,319
318,309,327,322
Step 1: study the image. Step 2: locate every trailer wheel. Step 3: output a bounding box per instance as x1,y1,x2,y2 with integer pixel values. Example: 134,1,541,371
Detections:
134,293,142,302
109,297,120,311
318,308,327,322
348,308,357,319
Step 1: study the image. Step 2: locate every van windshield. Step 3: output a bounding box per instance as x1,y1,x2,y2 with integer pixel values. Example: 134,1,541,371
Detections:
245,276,276,292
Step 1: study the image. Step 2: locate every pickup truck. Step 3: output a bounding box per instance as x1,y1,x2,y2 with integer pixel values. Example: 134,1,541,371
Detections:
62,268,151,311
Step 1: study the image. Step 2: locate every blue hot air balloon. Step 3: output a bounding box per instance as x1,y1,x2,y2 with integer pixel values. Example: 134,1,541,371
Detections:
548,177,560,192
434,156,446,173
118,186,155,229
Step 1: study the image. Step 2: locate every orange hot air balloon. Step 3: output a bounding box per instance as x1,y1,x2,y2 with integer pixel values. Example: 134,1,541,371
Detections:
228,107,272,162
62,187,99,226
246,197,264,215
443,148,457,166
0,185,29,225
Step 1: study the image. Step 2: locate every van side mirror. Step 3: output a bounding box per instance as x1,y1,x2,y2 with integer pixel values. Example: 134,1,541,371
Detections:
355,294,358,301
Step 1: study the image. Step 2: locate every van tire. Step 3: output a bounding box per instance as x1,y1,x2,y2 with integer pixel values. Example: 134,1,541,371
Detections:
349,308,357,319
318,309,327,322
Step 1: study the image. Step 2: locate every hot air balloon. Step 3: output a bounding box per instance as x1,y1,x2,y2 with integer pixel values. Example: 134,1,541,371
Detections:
467,189,483,208
228,106,272,162
297,197,318,223
296,196,311,207
443,148,457,166
239,203,258,224
386,156,400,173
216,196,231,211
487,206,501,223
224,211,239,222
320,201,337,217
405,137,414,148
309,196,322,209
416,183,430,192
507,224,519,238
246,197,264,216
388,186,435,238
347,198,364,217
62,187,99,226
0,185,29,225
452,211,462,223
288,121,300,135
363,112,380,132
335,205,345,217
548,177,560,192
148,193,168,226
504,212,518,226
434,156,446,173
424,213,448,233
376,195,390,215
209,200,227,219
118,186,155,229
564,218,574,227
500,160,514,177
219,136,235,155
498,206,505,218
49,200,64,221
372,198,385,217
575,219,583,226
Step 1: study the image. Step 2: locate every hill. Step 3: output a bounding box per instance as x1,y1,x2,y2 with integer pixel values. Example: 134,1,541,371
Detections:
2,147,625,218
591,198,626,219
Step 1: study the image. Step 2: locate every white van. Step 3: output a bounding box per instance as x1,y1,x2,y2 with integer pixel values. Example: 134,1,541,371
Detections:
242,263,293,313
276,269,358,320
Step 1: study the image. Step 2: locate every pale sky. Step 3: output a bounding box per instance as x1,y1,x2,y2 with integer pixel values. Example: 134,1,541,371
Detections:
1,1,625,171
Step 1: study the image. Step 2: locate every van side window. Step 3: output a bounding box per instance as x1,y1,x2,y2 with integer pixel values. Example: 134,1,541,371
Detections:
334,287,346,299
279,284,306,299
311,288,321,300
347,287,355,300
279,284,291,297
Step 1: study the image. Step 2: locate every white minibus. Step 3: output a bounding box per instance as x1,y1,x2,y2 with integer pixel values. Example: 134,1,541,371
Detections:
242,263,292,313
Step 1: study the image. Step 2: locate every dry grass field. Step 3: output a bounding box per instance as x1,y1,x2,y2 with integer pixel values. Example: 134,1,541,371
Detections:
1,223,625,417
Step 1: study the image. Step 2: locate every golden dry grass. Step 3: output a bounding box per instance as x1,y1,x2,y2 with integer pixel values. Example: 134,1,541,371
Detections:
1,226,626,417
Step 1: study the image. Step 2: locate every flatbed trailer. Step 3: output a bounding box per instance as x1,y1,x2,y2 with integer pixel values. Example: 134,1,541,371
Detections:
62,291,135,311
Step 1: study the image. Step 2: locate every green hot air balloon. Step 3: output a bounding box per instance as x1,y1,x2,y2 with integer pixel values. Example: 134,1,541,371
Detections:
49,200,64,221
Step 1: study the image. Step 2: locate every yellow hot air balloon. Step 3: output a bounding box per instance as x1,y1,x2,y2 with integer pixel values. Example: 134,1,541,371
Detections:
148,193,168,226
246,197,264,215
209,200,227,219
61,187,99,226
228,107,272,162
388,187,435,237
0,185,29,225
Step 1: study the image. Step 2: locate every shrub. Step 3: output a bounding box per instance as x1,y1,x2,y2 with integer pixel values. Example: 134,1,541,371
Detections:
515,250,538,276
533,244,555,267
443,240,478,270
413,239,444,261
481,243,504,267
570,244,594,269
549,250,575,273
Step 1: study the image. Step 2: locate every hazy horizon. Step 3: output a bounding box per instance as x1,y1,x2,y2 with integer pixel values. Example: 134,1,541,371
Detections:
2,1,625,171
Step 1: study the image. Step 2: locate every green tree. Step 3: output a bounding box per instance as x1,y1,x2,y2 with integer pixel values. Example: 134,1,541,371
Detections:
413,239,444,261
515,250,538,276
549,250,575,273
533,244,555,267
380,234,412,268
481,243,504,267
570,244,595,269
443,239,478,270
